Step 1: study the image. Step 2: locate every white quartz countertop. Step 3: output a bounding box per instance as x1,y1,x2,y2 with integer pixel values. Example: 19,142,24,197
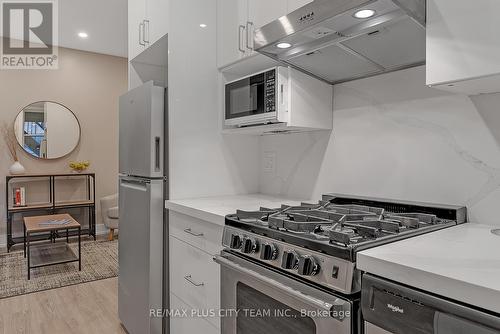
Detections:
357,224,500,314
165,194,307,226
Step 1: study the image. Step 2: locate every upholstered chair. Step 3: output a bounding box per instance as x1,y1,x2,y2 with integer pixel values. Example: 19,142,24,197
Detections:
100,193,119,241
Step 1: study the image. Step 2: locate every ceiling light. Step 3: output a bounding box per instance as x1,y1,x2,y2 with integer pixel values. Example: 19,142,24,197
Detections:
199,24,207,28
353,9,376,19
78,32,88,38
276,42,292,49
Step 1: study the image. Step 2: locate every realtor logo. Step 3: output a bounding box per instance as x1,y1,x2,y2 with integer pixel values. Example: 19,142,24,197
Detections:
1,0,58,69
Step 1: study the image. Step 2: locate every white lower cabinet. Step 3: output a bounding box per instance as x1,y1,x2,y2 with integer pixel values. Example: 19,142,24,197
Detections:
170,293,219,334
169,211,223,255
169,211,223,332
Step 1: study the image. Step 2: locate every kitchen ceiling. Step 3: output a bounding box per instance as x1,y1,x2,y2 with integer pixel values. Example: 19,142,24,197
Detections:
0,0,127,58
59,0,127,57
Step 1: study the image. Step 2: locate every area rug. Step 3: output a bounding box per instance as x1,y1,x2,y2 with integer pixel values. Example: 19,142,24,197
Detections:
0,240,118,299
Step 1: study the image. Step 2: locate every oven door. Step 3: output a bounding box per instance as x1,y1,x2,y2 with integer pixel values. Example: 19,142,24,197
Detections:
214,251,353,334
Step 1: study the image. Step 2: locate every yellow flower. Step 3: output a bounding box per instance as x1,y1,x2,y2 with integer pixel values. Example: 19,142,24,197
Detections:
69,161,90,171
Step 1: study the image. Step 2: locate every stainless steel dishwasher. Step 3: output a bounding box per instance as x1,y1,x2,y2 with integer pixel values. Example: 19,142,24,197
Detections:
362,274,500,334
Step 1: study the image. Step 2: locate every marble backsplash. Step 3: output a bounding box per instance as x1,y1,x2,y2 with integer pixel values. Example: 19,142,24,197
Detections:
259,66,500,226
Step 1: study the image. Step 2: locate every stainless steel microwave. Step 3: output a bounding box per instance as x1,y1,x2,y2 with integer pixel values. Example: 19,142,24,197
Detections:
224,66,289,127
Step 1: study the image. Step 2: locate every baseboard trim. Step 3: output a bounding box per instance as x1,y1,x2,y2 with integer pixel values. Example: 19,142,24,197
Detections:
0,224,109,250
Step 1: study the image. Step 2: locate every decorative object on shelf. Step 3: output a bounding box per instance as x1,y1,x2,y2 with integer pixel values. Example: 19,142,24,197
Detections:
13,101,81,159
2,121,26,175
13,186,26,207
69,160,90,172
8,161,26,175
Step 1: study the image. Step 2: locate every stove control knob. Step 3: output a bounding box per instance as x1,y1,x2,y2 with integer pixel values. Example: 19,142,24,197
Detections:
281,251,299,270
260,243,278,261
297,256,320,276
230,234,242,249
242,237,259,254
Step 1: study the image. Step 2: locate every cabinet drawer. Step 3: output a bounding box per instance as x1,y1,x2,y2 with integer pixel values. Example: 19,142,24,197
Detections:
170,236,220,329
169,211,223,255
170,293,220,334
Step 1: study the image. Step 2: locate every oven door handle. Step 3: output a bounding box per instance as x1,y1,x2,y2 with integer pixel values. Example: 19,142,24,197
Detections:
214,255,349,320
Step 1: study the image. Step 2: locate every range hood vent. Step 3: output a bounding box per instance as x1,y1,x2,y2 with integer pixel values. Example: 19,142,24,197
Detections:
254,0,425,84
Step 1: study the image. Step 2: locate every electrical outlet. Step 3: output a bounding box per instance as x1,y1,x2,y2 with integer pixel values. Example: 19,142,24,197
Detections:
263,151,276,173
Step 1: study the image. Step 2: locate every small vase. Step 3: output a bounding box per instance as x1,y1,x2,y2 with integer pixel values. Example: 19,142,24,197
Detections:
9,161,26,175
71,168,86,174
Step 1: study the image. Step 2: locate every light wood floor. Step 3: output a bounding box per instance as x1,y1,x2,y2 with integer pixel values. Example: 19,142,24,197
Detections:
0,278,127,334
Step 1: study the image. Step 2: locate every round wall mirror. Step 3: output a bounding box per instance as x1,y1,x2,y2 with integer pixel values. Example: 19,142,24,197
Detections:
14,101,81,159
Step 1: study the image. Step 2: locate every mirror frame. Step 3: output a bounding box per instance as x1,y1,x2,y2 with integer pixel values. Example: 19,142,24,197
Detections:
15,101,82,160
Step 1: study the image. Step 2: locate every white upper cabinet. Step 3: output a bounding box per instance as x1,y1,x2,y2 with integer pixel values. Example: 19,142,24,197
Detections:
216,0,287,68
287,0,313,13
128,0,147,59
128,0,169,60
426,0,500,94
248,0,287,28
246,0,287,51
216,0,248,68
146,0,169,46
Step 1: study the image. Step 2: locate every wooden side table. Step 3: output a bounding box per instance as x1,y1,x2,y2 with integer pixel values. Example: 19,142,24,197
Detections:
23,214,82,280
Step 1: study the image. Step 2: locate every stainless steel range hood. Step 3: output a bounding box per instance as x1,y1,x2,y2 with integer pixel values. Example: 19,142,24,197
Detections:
254,0,425,84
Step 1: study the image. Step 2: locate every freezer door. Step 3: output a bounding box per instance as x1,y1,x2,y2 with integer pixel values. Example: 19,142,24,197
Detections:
118,176,164,334
119,81,164,178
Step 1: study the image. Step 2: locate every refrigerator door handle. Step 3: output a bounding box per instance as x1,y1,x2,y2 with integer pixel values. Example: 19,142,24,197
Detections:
120,178,150,191
154,136,161,172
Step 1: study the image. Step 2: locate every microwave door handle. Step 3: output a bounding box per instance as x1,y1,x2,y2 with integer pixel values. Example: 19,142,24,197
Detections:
249,90,254,110
214,255,348,320
251,83,260,110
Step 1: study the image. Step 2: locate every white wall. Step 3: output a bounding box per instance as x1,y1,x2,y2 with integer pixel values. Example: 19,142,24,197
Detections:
259,66,500,226
0,47,127,248
168,0,260,199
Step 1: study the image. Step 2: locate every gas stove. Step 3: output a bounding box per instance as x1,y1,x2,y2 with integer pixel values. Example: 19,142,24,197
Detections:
222,194,467,294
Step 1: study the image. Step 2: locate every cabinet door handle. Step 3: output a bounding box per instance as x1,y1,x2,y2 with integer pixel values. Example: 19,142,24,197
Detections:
246,21,254,50
238,25,246,53
184,228,204,237
144,20,150,44
139,22,145,46
184,275,204,287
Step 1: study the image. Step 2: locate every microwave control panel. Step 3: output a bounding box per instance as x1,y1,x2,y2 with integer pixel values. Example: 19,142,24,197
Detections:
265,69,276,112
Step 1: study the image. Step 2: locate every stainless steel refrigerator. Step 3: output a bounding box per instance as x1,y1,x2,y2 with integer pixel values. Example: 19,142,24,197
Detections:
118,81,168,334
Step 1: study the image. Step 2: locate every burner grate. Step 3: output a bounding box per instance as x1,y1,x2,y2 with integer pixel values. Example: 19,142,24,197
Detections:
224,194,466,261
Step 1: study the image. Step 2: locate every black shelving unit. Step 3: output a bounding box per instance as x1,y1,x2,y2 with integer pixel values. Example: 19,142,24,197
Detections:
5,173,96,252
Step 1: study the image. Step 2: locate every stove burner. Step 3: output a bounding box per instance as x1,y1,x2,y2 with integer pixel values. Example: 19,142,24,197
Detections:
324,203,385,216
235,208,279,224
327,214,444,246
268,209,346,232
228,198,460,248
